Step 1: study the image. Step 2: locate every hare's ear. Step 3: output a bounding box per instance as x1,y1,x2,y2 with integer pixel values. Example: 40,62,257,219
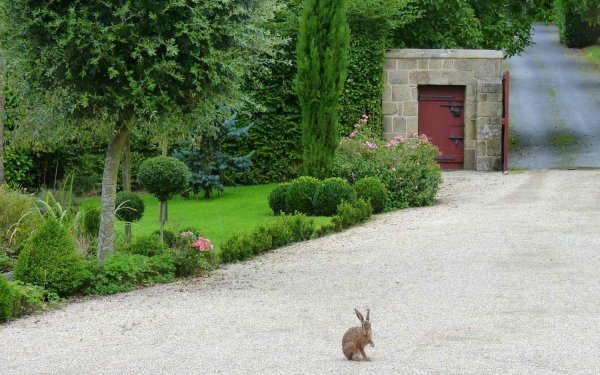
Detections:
366,308,370,321
355,309,364,322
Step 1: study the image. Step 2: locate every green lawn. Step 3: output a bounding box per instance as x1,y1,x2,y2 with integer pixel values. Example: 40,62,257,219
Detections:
584,45,600,66
80,184,331,247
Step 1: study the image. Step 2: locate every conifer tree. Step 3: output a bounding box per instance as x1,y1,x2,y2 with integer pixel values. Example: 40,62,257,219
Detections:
295,0,350,178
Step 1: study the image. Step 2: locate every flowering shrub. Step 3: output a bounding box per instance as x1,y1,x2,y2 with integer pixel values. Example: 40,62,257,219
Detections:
171,230,216,277
333,115,442,210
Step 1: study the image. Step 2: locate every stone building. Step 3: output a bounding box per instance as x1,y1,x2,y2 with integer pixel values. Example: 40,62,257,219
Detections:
382,49,505,170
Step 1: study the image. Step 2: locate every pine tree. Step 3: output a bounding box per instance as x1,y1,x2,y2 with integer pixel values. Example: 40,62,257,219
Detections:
295,0,350,179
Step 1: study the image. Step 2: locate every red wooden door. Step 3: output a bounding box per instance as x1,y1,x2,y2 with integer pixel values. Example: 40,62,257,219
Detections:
502,71,510,172
418,85,465,170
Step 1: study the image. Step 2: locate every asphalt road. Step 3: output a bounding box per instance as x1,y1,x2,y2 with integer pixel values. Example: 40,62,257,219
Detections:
1,171,600,374
508,24,600,169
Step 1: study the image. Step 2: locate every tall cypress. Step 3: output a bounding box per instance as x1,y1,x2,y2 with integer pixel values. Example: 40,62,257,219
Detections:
295,0,350,179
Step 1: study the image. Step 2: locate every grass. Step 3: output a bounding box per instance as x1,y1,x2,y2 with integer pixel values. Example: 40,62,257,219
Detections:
584,45,600,67
80,184,331,248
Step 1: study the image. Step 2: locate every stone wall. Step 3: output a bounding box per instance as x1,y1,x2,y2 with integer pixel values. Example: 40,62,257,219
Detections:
383,49,504,170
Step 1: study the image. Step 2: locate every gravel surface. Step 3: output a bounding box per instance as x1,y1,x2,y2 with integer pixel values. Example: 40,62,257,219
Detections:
508,24,600,169
2,171,600,374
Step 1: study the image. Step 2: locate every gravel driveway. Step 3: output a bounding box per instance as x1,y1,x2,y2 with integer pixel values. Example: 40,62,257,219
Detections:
508,24,600,169
2,171,600,374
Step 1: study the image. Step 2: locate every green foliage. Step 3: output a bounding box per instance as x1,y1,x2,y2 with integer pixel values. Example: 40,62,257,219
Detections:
331,199,373,229
313,178,356,216
9,281,59,319
170,231,217,278
296,0,350,178
227,0,304,185
285,176,321,215
4,149,33,187
81,207,101,238
84,252,176,295
268,183,290,215
138,157,190,202
0,0,283,129
556,0,600,47
13,220,86,296
124,234,168,258
333,125,442,210
0,185,39,255
354,177,388,214
0,251,14,272
220,214,315,263
115,192,145,223
152,230,177,248
0,274,14,322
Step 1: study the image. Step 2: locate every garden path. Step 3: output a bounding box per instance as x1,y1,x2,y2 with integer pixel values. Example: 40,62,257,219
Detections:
1,171,600,374
508,24,600,169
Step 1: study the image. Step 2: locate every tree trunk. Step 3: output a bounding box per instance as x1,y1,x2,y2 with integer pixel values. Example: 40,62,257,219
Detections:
121,134,132,242
160,140,168,221
0,57,5,185
97,124,129,261
159,200,166,243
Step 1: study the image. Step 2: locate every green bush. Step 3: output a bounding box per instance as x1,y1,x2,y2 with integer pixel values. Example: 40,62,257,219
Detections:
285,176,320,215
151,230,177,248
13,220,86,296
354,177,387,214
138,157,190,202
0,274,14,322
0,186,40,255
81,207,101,238
313,177,356,216
0,251,14,272
125,234,169,257
220,214,315,264
268,183,290,215
170,231,217,277
10,281,59,318
84,252,176,295
331,199,372,230
333,127,442,210
115,192,145,223
556,0,600,48
220,232,255,263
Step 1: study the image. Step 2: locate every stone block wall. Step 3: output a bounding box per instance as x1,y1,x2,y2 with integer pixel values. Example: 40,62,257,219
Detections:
383,49,504,170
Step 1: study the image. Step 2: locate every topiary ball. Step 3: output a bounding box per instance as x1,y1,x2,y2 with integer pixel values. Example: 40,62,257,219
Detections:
285,176,320,215
313,177,356,216
138,157,190,202
115,191,145,223
13,220,86,296
0,274,14,322
268,183,290,215
353,177,388,214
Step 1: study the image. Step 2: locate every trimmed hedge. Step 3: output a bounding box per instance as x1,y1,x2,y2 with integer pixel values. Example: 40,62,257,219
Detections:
115,191,145,223
138,157,190,201
354,177,387,214
84,252,176,295
314,199,373,237
220,214,315,263
0,275,14,322
285,176,320,215
268,183,290,215
313,177,356,216
14,220,87,296
556,0,600,48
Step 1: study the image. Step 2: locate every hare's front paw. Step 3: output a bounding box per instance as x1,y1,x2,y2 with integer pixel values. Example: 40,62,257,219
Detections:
370,342,374,348
363,356,371,362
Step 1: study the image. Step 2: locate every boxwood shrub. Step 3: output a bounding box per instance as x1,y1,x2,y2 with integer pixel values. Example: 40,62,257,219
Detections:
285,176,320,215
14,220,87,296
0,274,14,322
353,177,387,214
313,177,356,216
268,183,290,215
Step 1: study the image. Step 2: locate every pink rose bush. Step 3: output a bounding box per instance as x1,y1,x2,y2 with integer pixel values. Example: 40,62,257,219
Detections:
333,114,442,209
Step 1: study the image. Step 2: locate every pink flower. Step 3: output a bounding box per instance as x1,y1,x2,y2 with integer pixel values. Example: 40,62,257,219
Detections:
192,237,214,252
365,141,378,149
349,130,358,138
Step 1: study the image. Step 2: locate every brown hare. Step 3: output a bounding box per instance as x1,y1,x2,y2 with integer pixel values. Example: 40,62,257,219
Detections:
342,308,374,361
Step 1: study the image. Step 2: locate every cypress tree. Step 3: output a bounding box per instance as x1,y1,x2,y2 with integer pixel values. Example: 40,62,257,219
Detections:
295,0,350,179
